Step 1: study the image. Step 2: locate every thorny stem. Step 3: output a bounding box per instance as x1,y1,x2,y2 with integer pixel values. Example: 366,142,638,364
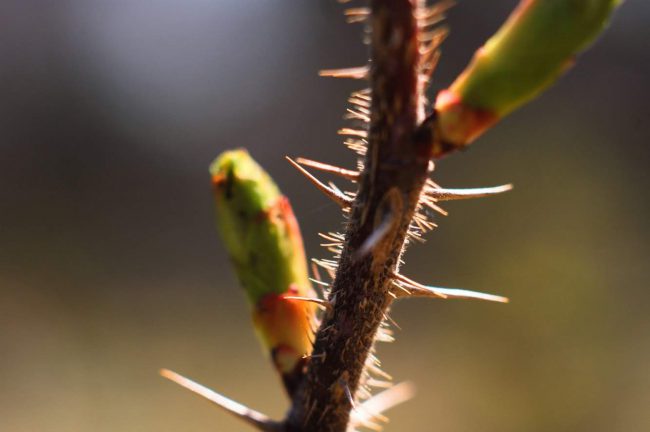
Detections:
163,1,620,429
285,1,434,430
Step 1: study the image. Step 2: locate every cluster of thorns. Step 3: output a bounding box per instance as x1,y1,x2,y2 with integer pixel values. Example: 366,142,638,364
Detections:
161,1,511,430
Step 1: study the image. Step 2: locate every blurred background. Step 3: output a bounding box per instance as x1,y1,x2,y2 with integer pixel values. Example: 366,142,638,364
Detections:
1,1,648,431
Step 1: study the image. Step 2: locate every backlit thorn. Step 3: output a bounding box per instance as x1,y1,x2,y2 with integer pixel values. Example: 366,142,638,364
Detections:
420,286,509,303
415,0,455,21
421,200,448,217
382,312,401,331
284,296,333,312
350,105,371,116
312,258,339,272
319,65,369,79
356,387,372,406
344,7,370,24
296,157,359,180
344,139,368,155
417,9,445,31
418,29,449,55
417,13,446,29
310,261,325,284
350,89,371,100
367,353,382,368
420,50,442,83
319,231,345,242
375,329,395,343
345,108,371,122
425,184,513,201
338,128,369,139
426,177,442,189
392,272,509,303
160,369,281,432
311,258,336,279
350,382,416,429
286,157,353,208
392,272,447,298
365,363,392,381
418,27,450,43
328,181,347,199
351,418,383,432
309,277,330,288
411,209,438,232
366,378,393,389
419,192,449,216
317,232,344,252
348,96,371,109
390,280,412,297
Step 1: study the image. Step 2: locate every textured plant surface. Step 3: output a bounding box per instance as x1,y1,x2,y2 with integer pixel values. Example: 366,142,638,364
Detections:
161,1,620,431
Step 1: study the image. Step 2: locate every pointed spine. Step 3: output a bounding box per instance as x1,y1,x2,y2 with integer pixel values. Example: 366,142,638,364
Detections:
160,369,281,432
286,157,354,208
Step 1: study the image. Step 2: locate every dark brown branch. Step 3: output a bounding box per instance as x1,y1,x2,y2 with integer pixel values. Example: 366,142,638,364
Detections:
285,2,433,431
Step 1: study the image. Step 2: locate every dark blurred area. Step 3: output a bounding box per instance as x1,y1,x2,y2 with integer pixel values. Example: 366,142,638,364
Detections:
1,1,648,431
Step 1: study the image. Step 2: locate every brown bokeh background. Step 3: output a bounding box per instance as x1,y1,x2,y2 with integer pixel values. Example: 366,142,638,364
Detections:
1,1,648,431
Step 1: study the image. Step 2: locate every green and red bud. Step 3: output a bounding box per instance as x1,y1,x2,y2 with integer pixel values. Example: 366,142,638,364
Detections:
435,0,621,152
210,149,315,396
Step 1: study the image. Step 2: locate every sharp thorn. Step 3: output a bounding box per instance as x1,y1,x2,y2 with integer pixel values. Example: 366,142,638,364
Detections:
338,128,368,139
295,157,360,180
391,272,509,303
286,157,353,208
420,198,448,216
345,108,371,122
348,96,371,108
319,65,369,79
415,0,455,21
422,287,509,303
417,13,445,29
382,312,402,331
350,382,416,428
284,296,333,311
391,280,414,297
365,363,392,381
366,378,394,389
309,277,331,288
159,369,281,431
344,7,370,18
426,184,513,201
418,28,449,43
392,272,446,298
350,89,371,100
310,262,323,283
